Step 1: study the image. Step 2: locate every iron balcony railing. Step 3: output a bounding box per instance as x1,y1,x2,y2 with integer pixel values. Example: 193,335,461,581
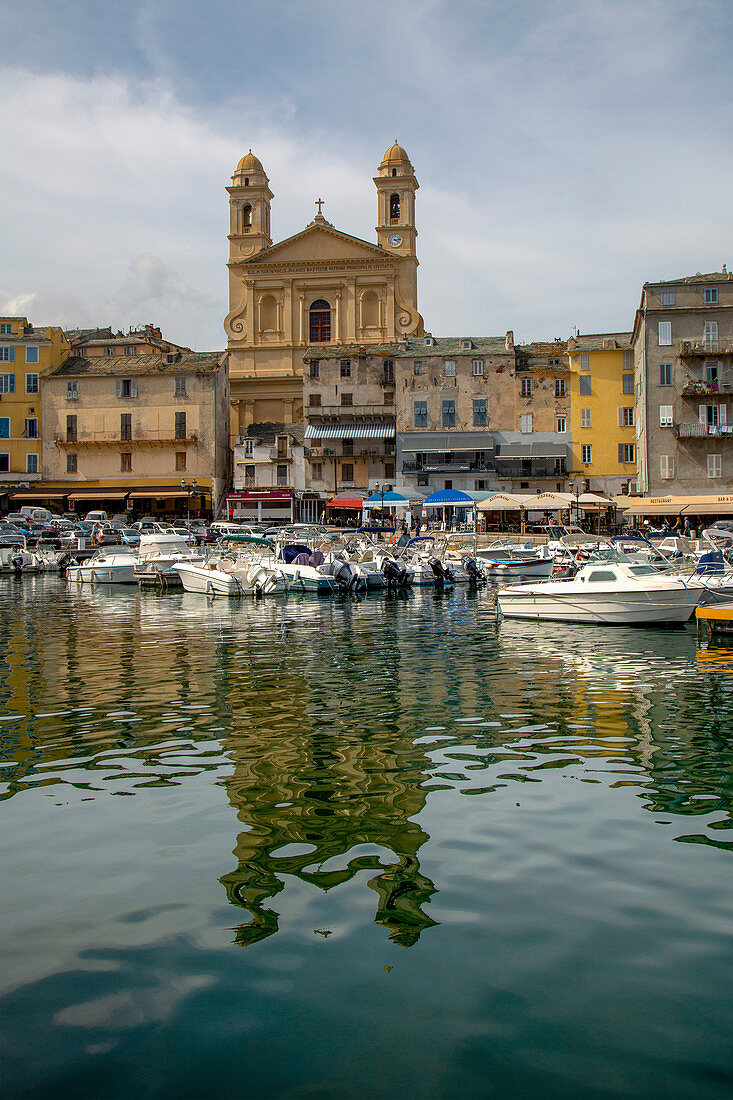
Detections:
675,421,733,438
307,405,395,418
680,381,732,397
680,340,733,356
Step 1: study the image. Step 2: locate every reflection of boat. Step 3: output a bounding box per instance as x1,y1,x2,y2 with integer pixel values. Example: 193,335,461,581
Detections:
497,559,705,624
66,547,138,584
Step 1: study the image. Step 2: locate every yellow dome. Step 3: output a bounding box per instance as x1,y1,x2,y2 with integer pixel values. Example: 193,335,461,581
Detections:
236,149,264,174
380,141,412,169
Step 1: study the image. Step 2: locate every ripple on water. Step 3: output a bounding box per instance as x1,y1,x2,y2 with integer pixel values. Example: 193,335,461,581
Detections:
0,578,732,1098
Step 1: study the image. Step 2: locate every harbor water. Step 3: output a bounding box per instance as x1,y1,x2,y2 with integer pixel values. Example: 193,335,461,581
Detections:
1,576,732,1098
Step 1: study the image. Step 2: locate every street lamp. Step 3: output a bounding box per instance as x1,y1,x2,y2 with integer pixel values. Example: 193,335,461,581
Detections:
573,479,581,528
181,477,197,537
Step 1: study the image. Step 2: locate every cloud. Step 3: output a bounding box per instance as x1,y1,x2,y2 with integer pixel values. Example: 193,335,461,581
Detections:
1,0,732,347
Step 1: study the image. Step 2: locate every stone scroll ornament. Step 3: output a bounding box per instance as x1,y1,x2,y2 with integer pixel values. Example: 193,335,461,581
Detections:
224,291,247,342
395,292,423,336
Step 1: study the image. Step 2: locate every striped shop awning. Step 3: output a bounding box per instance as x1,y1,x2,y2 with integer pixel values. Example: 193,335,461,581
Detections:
304,423,395,440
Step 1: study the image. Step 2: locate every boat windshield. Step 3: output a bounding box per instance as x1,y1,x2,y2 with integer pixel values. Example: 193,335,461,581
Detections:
627,564,661,576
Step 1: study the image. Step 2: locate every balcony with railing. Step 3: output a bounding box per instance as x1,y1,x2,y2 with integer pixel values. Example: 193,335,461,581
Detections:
680,340,733,357
307,405,395,420
240,477,294,490
675,421,733,439
680,380,732,397
403,459,496,473
308,445,394,460
54,430,199,446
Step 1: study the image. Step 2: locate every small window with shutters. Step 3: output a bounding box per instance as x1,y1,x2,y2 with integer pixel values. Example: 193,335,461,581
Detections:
617,407,634,427
707,454,722,478
175,412,186,439
660,455,675,479
115,378,137,398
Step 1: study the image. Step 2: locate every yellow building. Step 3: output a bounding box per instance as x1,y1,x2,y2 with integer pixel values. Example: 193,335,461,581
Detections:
224,142,424,442
567,332,637,495
39,350,230,517
0,316,69,512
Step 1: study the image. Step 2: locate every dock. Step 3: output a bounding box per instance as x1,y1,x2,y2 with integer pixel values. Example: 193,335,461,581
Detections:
696,603,733,637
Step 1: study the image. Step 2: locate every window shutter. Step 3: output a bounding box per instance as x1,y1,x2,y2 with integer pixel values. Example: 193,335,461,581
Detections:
617,408,623,427
618,443,624,463
130,380,138,398
719,404,727,426
115,380,122,398
699,404,707,425
9,374,14,392
8,348,15,362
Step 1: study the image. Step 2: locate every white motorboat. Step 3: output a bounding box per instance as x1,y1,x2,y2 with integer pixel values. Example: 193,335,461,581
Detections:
174,550,287,596
677,535,733,607
133,533,202,587
497,559,705,625
66,547,138,585
479,542,555,579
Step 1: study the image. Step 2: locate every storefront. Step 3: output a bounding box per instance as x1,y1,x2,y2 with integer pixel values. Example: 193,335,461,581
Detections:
615,494,733,529
227,489,295,525
325,491,366,526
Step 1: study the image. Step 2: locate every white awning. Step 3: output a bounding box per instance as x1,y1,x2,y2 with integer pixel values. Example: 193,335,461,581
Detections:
304,423,395,440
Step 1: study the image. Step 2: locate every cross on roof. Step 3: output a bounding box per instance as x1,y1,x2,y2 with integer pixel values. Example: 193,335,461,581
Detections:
315,197,325,215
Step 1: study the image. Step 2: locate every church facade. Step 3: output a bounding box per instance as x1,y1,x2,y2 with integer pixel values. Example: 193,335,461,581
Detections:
224,143,424,440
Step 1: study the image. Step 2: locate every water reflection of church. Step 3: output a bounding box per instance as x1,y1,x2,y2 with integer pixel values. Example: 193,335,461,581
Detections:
217,602,439,948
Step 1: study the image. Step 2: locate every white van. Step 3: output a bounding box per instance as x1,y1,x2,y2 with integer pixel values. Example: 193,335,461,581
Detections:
20,506,54,523
85,510,108,523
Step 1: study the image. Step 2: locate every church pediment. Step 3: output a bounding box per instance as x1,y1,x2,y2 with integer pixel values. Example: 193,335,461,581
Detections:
243,221,387,267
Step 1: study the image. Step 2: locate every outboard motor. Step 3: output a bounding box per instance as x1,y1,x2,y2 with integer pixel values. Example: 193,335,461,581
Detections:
332,560,364,593
11,552,24,573
463,556,484,584
429,557,454,587
382,558,408,588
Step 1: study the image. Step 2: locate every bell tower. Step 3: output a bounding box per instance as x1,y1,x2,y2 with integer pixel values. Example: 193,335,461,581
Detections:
374,141,422,336
227,150,273,260
374,141,418,257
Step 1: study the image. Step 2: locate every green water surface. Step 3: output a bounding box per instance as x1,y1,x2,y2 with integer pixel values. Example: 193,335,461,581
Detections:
0,577,732,1099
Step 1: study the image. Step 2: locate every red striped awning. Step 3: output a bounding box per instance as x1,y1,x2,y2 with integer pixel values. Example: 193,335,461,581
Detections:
326,493,365,510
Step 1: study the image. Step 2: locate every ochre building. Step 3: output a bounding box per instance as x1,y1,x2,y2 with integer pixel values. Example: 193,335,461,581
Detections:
224,142,424,442
0,315,69,512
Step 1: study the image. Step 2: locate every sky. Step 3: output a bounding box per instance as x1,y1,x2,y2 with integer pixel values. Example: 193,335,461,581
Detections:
1,0,732,350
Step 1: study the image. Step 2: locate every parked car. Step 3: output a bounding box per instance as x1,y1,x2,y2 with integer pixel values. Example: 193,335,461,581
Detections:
85,510,108,523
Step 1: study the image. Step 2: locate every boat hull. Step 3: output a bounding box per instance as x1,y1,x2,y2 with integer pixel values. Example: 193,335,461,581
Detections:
174,563,287,596
497,586,702,624
67,563,136,584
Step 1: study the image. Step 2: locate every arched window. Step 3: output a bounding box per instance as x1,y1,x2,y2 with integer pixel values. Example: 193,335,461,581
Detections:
242,204,252,230
309,299,331,343
390,193,400,222
391,168,397,177
361,291,379,329
244,177,249,186
260,294,278,332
